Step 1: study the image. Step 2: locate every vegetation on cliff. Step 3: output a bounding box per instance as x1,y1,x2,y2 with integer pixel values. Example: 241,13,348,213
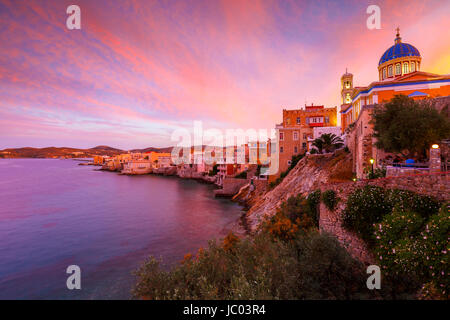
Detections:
133,194,373,300
342,185,448,299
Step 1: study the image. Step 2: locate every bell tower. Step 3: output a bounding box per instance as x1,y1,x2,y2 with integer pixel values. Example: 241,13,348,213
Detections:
341,68,353,104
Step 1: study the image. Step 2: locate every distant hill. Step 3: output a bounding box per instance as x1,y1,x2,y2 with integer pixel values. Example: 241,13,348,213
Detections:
130,146,174,153
90,145,124,153
0,145,173,158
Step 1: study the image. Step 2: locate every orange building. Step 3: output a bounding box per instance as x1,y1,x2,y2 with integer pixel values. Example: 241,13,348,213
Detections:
273,104,338,180
341,29,450,132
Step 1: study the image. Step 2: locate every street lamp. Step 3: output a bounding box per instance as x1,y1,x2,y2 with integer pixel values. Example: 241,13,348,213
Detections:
369,158,374,177
431,144,439,149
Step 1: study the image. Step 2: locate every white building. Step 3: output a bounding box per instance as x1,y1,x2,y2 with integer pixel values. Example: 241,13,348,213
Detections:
121,160,152,175
307,126,342,150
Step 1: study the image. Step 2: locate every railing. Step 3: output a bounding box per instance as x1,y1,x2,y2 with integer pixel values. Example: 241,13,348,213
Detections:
382,161,429,169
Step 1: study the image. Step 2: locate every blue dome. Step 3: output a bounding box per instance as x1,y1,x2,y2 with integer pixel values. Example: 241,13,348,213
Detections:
379,42,420,65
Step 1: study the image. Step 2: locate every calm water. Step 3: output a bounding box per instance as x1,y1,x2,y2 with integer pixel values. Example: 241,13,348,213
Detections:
0,159,243,299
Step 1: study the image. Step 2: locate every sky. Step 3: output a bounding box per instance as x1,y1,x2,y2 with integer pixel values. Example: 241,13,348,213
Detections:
0,0,449,150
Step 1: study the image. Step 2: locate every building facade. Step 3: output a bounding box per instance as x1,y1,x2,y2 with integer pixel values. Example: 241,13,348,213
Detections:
341,29,450,133
273,104,338,181
341,29,450,178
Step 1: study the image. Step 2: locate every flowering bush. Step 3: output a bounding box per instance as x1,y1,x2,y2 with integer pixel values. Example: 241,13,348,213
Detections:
343,186,441,246
373,204,449,298
373,210,424,276
342,186,389,245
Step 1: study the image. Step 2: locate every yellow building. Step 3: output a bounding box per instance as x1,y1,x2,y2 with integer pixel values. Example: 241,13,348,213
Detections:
272,104,338,181
145,151,172,167
341,29,450,132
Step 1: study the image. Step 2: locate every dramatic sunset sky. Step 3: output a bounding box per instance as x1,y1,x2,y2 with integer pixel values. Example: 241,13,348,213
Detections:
1,0,449,149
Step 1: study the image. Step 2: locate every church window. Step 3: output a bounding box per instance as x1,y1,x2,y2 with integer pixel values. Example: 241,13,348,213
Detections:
388,65,393,77
403,62,408,74
345,93,351,103
411,62,416,72
382,68,386,79
395,64,401,75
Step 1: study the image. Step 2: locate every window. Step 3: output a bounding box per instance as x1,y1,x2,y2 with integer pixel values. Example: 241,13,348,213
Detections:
395,64,401,75
303,133,307,140
411,62,416,72
286,118,290,125
345,93,351,103
325,116,329,123
293,131,298,140
388,65,393,77
287,160,291,165
382,68,386,79
345,81,350,89
294,146,298,153
302,142,307,149
296,117,300,124
280,146,283,153
403,62,408,74
279,132,284,141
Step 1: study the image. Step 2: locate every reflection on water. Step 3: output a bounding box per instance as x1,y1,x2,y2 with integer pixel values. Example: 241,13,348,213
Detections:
0,159,243,299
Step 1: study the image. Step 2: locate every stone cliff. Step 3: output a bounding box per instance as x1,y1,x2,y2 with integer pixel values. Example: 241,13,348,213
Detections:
244,149,353,231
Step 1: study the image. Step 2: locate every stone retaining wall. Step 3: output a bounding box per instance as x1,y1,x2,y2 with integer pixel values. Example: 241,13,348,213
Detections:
319,171,449,264
214,178,249,197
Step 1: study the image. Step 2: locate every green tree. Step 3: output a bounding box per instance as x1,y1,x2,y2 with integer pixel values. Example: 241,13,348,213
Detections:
312,133,344,154
372,95,450,158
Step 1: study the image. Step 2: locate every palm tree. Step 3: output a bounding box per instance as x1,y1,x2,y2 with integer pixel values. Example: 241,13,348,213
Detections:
311,138,324,154
312,133,344,154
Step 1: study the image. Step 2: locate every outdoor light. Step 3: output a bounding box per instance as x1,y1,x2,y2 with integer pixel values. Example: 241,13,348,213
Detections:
353,178,357,182
369,158,374,164
431,144,439,149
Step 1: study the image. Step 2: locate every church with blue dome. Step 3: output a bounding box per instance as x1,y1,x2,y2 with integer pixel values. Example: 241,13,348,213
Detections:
338,28,450,179
340,28,450,134
377,28,422,81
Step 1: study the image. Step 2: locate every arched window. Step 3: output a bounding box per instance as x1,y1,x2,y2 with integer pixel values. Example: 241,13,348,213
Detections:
403,62,409,74
345,93,351,103
382,68,386,79
395,64,401,75
411,62,416,72
388,65,393,77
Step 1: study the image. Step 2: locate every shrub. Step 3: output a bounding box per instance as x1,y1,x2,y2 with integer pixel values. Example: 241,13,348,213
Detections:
234,170,247,179
208,164,218,176
373,204,449,297
321,189,339,211
133,231,370,300
306,190,321,226
269,154,305,189
342,186,441,246
384,189,440,219
365,167,386,179
261,211,299,242
373,210,424,276
342,185,389,245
